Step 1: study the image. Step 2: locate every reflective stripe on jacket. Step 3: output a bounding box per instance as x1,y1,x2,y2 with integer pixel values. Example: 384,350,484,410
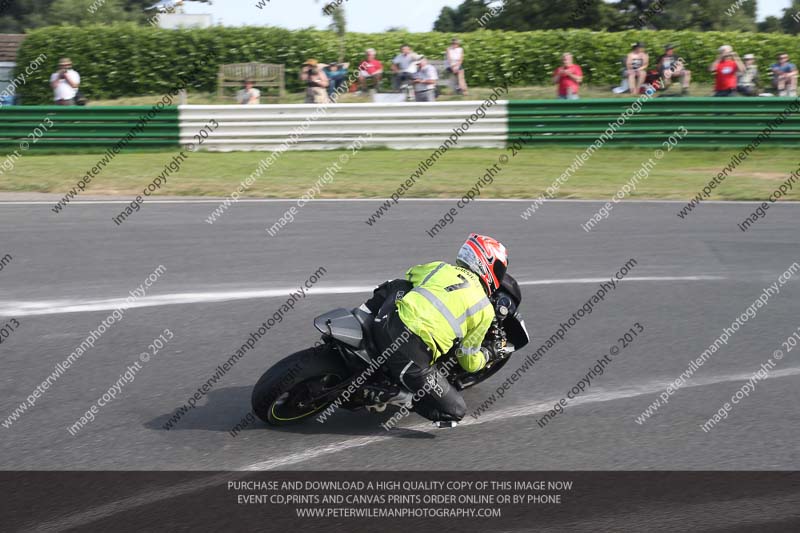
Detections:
396,261,493,372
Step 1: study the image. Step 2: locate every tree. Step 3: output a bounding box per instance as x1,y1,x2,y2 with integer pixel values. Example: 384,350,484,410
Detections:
315,0,346,62
433,0,759,32
492,0,618,30
780,0,800,34
50,0,141,26
609,0,756,31
0,0,213,31
433,0,493,32
758,16,783,33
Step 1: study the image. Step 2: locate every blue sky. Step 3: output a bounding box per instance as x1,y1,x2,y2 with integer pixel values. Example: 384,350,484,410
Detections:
183,0,794,31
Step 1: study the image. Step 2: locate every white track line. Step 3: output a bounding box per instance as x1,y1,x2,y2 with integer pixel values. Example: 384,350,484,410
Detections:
2,199,800,205
0,276,723,317
21,366,800,533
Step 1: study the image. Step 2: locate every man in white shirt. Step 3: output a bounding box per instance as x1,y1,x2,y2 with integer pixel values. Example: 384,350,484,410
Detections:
413,56,438,102
446,38,468,96
50,58,80,105
237,79,261,104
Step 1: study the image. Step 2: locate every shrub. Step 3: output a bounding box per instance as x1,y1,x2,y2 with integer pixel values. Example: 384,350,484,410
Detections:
16,25,800,103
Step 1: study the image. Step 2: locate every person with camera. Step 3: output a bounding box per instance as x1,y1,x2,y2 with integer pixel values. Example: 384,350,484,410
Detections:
709,45,745,97
413,56,439,102
300,59,329,104
552,52,583,100
49,58,81,105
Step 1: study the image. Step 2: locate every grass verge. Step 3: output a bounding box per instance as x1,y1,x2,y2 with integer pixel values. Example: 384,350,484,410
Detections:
3,146,798,201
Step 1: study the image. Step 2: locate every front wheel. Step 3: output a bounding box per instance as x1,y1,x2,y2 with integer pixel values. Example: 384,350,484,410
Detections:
251,345,350,426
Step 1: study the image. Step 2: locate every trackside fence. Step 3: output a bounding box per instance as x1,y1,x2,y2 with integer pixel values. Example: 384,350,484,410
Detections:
508,97,800,147
1,99,798,151
0,106,180,149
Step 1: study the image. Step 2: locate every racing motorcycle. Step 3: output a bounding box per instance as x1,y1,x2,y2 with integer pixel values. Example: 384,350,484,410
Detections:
251,273,529,426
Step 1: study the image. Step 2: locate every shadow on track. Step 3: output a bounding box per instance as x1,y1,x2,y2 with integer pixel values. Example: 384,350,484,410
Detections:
145,385,434,439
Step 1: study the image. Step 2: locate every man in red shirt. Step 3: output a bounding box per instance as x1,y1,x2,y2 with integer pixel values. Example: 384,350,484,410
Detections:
710,45,745,97
358,48,384,94
552,53,583,99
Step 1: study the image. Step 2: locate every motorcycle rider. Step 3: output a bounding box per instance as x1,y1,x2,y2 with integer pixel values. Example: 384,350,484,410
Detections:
361,234,508,426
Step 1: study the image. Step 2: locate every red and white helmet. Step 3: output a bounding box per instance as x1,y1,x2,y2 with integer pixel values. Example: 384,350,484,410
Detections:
456,233,508,295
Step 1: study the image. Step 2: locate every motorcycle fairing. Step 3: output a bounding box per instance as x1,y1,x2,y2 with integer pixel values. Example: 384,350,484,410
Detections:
313,308,363,348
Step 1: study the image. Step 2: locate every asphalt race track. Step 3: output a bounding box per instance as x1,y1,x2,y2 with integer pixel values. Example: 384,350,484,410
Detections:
1,198,800,529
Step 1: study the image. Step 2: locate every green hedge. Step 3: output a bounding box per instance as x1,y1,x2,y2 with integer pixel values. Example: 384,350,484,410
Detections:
15,25,800,103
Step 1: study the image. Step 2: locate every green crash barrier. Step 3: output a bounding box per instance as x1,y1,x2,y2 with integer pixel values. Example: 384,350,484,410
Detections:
508,97,800,147
0,106,181,148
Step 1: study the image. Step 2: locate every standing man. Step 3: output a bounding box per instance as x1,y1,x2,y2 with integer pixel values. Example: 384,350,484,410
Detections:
446,38,468,96
300,59,329,104
413,56,438,102
710,45,744,97
50,57,80,105
552,53,583,100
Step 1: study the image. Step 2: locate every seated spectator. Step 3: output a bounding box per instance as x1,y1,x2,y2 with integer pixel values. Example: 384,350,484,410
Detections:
300,59,329,104
358,48,383,93
710,45,744,97
237,78,261,104
413,56,438,102
445,38,468,96
625,43,648,95
642,67,663,94
552,53,583,99
50,57,80,105
771,53,798,97
392,44,417,91
657,44,691,95
737,54,759,96
323,62,349,100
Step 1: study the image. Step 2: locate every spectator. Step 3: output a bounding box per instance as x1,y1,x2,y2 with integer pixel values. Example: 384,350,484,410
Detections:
770,53,798,97
445,38,468,96
625,43,648,95
358,48,383,94
657,44,691,95
737,54,759,96
392,45,419,91
710,45,744,97
50,57,80,105
413,56,438,102
552,53,583,99
323,62,350,100
300,59,329,104
237,78,261,104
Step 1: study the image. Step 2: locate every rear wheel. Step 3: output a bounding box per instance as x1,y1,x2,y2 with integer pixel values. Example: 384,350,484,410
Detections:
251,345,350,426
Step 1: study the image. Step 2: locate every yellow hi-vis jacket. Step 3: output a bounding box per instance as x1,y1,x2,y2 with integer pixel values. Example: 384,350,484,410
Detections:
396,261,494,372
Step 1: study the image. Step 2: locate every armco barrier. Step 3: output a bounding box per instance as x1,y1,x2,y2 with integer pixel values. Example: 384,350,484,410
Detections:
178,102,507,151
508,97,800,147
1,99,799,152
0,106,180,148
